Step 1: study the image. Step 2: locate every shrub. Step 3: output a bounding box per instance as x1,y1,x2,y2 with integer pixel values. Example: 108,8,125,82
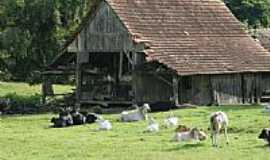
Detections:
2,93,41,114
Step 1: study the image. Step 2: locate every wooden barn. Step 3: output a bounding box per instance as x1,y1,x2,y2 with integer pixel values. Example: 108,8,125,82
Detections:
44,0,270,107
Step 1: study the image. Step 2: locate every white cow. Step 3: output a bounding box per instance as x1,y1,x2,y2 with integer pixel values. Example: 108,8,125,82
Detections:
210,111,229,147
173,127,207,142
121,103,151,122
164,112,178,128
144,116,159,133
96,117,112,131
263,103,270,113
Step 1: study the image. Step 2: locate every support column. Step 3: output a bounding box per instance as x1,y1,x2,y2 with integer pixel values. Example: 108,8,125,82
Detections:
178,76,182,104
76,52,83,107
173,75,180,106
256,73,261,104
119,51,123,80
132,51,137,104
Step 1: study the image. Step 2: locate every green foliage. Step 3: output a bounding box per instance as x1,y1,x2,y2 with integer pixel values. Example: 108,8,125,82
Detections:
3,93,41,113
224,0,270,28
0,81,73,113
0,0,97,83
1,106,269,160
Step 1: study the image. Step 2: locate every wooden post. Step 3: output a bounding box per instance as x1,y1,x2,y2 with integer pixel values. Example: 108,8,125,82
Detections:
173,75,179,106
211,76,220,106
132,51,137,104
114,53,119,97
256,73,261,104
178,76,182,104
119,51,123,80
76,52,83,106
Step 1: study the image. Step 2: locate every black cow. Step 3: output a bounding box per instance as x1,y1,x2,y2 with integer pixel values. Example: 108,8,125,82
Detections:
86,113,98,123
51,108,73,128
71,109,86,125
258,128,270,145
80,111,98,124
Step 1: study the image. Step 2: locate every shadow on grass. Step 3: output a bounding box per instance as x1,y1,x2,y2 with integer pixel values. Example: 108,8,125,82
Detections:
253,144,270,149
206,105,262,112
166,143,206,151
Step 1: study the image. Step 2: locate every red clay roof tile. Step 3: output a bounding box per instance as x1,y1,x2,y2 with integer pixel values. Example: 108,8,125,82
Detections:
107,0,270,75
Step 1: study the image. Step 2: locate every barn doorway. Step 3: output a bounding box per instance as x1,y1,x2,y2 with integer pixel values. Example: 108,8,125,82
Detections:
80,52,133,103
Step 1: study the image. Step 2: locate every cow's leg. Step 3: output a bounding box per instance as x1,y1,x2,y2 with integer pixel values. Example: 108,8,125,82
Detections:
214,132,219,147
224,126,229,145
210,127,215,147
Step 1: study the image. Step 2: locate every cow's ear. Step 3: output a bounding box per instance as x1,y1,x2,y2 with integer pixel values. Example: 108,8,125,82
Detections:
268,130,270,136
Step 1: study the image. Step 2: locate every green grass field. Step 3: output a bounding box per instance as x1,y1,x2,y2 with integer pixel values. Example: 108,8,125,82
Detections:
1,105,270,160
0,81,73,97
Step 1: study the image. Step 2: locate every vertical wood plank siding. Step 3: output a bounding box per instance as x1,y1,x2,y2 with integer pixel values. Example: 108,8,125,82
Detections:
179,73,266,105
76,2,134,53
180,75,212,105
210,74,242,105
135,72,173,103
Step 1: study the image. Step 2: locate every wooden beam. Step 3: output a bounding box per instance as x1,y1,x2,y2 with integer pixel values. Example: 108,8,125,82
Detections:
80,100,133,106
42,70,75,75
119,51,124,80
211,76,220,106
179,76,182,104
123,51,133,65
256,73,261,104
76,52,83,106
173,75,180,106
132,51,137,104
153,74,173,87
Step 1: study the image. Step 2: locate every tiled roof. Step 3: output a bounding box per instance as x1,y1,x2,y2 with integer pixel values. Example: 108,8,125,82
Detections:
106,0,270,75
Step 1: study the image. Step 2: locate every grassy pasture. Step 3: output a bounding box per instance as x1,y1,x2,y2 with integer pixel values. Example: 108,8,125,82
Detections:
0,81,73,97
1,105,270,160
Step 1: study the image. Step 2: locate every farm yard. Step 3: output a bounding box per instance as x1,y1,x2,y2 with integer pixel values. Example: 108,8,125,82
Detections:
1,0,270,160
1,105,270,160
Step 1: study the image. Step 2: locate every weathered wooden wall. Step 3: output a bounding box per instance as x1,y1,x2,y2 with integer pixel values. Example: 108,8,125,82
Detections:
180,75,212,105
180,73,268,105
242,73,260,103
71,1,135,55
210,74,243,105
261,73,270,92
134,72,173,103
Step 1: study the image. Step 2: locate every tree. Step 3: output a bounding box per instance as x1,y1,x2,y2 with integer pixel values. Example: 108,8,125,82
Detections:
0,0,97,83
224,0,270,28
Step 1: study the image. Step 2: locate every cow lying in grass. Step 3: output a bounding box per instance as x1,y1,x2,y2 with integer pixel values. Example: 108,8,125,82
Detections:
164,112,178,128
71,109,86,125
96,117,112,131
144,116,159,133
258,128,270,145
51,108,73,128
210,111,229,147
120,103,151,122
51,108,99,128
172,125,207,142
